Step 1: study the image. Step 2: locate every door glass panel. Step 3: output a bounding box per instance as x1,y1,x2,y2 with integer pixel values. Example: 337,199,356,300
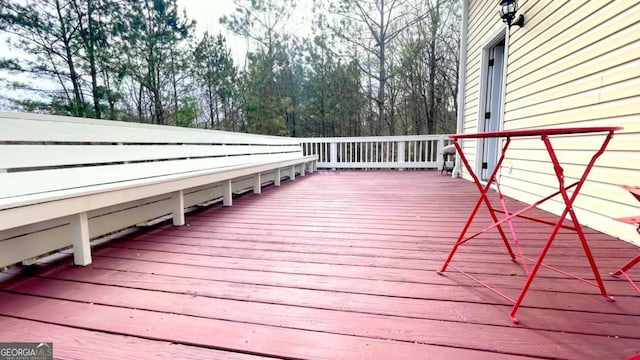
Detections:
481,40,505,181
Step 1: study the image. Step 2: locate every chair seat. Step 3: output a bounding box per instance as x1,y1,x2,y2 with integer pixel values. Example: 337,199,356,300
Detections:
441,145,456,174
443,144,456,154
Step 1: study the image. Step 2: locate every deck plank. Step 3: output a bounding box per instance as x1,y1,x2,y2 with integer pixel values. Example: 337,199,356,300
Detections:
0,316,268,360
1,171,639,360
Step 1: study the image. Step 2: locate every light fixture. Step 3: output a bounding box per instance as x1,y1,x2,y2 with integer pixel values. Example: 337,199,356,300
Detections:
499,0,525,28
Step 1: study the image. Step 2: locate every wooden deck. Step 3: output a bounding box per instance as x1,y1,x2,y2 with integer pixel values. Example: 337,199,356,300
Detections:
1,171,639,360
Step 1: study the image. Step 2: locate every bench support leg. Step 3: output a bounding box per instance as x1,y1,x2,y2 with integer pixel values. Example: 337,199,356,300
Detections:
223,180,233,206
300,163,306,177
71,212,91,266
172,190,185,226
290,165,296,181
254,173,262,194
307,162,314,174
274,169,281,186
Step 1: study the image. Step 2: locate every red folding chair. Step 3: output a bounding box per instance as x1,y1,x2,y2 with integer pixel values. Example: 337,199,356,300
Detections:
612,185,640,293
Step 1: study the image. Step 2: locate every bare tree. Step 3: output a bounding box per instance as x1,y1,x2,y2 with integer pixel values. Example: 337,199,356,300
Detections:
321,0,430,135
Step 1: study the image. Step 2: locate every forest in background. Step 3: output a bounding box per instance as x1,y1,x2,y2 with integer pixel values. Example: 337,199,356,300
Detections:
0,0,460,137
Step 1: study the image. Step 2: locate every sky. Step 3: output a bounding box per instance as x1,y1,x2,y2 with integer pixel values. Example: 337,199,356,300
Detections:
176,0,248,63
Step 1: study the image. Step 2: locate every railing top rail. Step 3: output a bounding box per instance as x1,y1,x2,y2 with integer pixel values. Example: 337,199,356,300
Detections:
298,134,451,143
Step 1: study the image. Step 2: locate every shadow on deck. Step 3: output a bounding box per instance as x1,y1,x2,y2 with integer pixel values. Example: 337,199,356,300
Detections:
1,171,639,359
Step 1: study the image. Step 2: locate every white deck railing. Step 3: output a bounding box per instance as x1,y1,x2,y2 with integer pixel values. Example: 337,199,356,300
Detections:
299,135,452,169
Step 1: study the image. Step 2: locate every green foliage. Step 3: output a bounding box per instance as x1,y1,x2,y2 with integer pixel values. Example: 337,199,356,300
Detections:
174,97,197,127
113,0,195,125
193,32,236,128
0,0,460,137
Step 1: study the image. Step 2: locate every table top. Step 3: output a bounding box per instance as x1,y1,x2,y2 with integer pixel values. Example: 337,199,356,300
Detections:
450,126,623,140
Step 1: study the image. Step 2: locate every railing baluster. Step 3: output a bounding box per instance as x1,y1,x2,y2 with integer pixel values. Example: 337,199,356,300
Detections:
366,142,370,164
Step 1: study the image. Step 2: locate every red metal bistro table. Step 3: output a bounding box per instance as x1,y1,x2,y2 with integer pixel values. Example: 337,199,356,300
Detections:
438,126,622,323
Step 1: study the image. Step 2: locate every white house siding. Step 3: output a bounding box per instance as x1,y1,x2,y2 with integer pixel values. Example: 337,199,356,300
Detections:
462,0,640,245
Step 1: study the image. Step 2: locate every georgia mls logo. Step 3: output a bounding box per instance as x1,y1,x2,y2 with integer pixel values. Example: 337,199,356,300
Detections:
0,342,53,360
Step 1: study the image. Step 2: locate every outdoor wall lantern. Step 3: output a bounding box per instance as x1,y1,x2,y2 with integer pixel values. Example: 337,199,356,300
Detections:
499,0,525,28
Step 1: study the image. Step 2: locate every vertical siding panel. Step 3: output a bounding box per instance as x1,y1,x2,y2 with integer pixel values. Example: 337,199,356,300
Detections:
464,0,640,245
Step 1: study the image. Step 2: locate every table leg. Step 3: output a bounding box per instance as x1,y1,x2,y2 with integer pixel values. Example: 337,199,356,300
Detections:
509,133,615,322
439,139,515,273
544,133,614,299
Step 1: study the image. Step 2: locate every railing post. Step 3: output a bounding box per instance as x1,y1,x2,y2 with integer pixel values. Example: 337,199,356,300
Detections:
397,141,405,171
330,141,338,170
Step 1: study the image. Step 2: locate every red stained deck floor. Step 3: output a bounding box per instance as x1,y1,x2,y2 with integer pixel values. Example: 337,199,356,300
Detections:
1,171,639,359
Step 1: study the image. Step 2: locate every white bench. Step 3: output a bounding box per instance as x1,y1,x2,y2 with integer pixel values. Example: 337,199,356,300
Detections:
0,112,317,268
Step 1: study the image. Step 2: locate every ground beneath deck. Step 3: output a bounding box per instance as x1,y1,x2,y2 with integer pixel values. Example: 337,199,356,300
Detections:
1,171,639,360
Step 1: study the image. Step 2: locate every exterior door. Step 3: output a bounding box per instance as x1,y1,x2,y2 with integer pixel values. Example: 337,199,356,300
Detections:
480,40,505,181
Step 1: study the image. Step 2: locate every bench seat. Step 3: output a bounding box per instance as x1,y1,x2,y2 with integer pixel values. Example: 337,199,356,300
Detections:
0,112,316,268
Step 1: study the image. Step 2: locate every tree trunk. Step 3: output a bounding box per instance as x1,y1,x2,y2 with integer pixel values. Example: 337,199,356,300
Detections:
377,0,386,136
170,51,179,121
208,85,215,128
72,0,101,118
137,83,144,120
55,0,83,116
428,49,436,134
86,0,100,118
153,89,164,125
427,0,442,134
